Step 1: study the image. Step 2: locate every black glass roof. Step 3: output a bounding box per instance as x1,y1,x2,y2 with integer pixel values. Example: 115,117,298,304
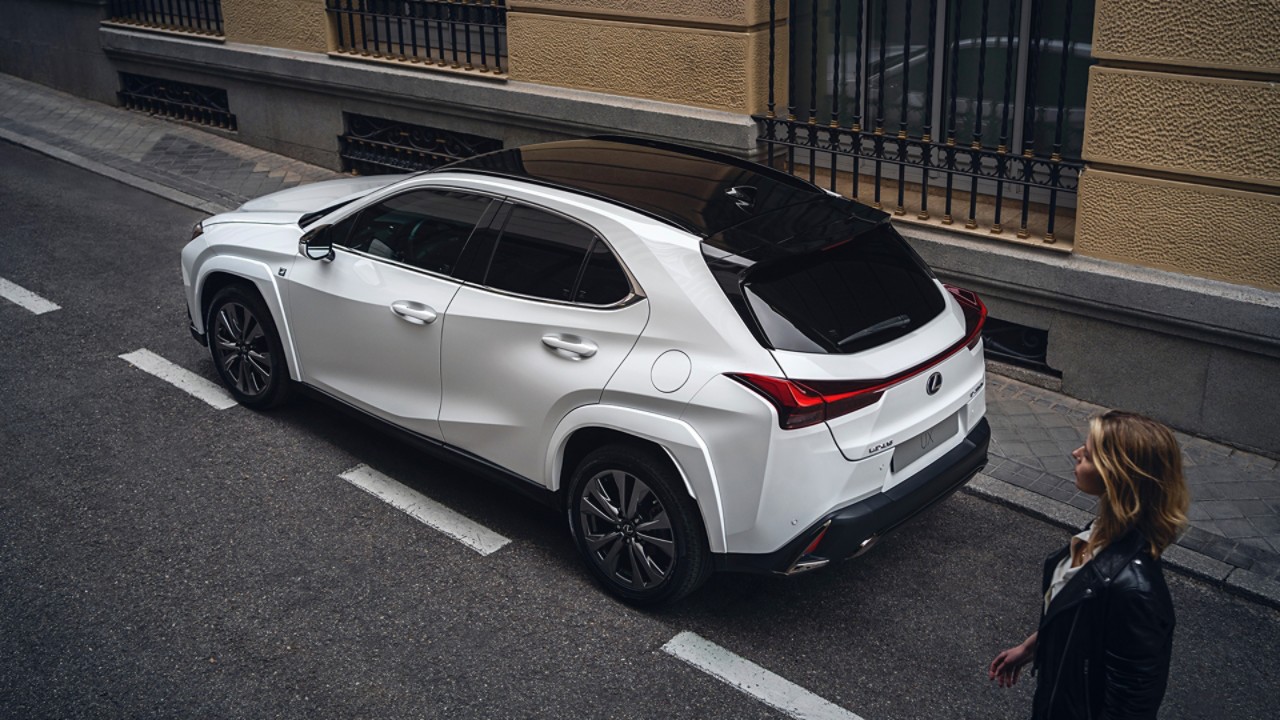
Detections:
443,137,830,237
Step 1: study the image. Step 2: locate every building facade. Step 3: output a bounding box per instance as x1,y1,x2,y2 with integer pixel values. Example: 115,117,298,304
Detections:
3,0,1278,453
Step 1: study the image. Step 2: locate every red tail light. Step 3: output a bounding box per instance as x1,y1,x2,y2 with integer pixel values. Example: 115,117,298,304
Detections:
727,373,885,429
731,285,987,430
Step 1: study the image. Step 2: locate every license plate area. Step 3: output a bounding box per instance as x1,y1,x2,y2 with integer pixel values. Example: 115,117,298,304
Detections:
890,413,959,473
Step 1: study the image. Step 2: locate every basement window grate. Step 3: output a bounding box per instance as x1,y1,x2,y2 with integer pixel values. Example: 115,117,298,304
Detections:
983,317,1060,376
118,73,236,130
339,113,502,175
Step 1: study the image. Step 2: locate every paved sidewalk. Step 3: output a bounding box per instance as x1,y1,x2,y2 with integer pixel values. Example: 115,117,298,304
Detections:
2,72,1277,607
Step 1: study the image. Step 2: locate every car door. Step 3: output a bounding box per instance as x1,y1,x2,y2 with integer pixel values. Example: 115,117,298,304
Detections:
285,188,496,440
438,202,648,484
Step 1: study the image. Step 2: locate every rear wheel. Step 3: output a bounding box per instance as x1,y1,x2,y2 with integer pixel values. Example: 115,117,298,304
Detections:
206,284,291,409
568,445,709,606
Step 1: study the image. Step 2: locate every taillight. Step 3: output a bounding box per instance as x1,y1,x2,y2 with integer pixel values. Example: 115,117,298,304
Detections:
727,373,885,429
944,284,987,350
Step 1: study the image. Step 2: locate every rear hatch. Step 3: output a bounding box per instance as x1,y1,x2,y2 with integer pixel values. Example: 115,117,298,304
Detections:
705,195,986,488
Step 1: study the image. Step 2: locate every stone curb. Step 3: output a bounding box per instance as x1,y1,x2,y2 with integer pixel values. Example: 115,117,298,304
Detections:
0,127,232,215
964,473,1280,611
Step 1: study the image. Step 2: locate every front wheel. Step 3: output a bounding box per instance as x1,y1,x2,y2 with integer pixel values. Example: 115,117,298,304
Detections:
568,445,710,606
206,285,291,409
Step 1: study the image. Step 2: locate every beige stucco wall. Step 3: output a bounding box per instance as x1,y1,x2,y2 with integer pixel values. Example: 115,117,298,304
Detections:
1092,0,1280,74
1083,68,1280,189
507,12,777,113
1076,170,1280,292
222,0,328,53
1077,0,1280,289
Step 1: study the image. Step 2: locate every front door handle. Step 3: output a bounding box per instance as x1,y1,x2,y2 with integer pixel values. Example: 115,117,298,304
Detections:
390,300,438,325
541,334,598,358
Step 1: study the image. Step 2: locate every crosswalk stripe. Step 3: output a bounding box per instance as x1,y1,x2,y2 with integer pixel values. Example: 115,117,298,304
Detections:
119,348,237,410
0,277,60,314
662,631,865,720
339,464,511,556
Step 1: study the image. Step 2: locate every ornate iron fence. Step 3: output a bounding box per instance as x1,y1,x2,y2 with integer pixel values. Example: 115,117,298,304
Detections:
327,0,508,74
757,0,1093,244
106,0,224,36
118,73,236,130
339,113,502,174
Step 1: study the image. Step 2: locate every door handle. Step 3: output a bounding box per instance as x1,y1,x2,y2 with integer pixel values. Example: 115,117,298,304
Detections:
390,300,438,325
541,334,598,358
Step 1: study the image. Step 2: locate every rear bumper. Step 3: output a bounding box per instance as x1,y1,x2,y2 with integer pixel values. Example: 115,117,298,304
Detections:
714,417,990,575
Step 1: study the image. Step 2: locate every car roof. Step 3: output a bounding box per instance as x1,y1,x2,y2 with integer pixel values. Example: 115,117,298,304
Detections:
440,137,832,237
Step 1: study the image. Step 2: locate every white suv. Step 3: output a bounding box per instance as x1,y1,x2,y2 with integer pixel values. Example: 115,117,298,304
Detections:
181,137,989,605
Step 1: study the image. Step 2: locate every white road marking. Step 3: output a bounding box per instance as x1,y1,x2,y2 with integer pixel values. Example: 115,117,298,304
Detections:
118,349,237,410
662,631,865,720
0,277,60,314
339,464,511,556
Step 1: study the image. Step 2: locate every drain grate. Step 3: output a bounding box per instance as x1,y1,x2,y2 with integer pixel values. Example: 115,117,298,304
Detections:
118,73,236,130
339,113,501,175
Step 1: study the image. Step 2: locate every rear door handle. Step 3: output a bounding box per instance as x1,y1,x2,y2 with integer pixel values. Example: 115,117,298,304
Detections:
390,300,438,325
541,334,597,358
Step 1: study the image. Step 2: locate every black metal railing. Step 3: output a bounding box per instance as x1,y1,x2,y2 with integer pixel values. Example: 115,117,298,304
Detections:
757,0,1093,243
118,73,236,130
106,0,224,36
339,113,502,174
328,0,508,74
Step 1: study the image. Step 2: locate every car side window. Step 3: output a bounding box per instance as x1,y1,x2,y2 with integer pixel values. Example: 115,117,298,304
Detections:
575,239,631,305
483,205,598,302
340,190,492,276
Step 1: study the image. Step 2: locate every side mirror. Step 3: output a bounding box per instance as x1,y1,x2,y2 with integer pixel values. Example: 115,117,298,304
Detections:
300,225,335,261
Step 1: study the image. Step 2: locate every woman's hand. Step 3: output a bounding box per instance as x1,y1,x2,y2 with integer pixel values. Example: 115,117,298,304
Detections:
989,632,1037,688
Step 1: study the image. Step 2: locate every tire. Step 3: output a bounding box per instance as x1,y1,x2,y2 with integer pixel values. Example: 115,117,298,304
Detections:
206,284,291,409
568,445,710,606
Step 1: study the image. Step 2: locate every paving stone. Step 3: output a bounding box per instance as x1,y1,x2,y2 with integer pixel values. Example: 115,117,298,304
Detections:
1222,548,1257,570
1217,517,1262,540
1199,500,1246,520
1191,484,1225,501
1249,516,1280,535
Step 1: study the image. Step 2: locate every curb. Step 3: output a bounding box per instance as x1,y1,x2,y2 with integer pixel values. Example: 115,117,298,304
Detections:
964,473,1280,611
0,128,232,215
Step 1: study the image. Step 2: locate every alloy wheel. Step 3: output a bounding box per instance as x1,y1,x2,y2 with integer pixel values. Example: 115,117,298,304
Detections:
212,301,273,397
578,469,676,591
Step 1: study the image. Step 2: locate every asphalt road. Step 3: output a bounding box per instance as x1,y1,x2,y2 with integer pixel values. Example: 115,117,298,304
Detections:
2,141,1276,719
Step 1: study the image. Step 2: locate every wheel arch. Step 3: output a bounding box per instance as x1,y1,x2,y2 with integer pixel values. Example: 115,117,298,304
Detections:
549,405,727,553
195,258,302,382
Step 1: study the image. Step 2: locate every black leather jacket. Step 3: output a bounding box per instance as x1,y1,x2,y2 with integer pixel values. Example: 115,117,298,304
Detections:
1032,528,1174,720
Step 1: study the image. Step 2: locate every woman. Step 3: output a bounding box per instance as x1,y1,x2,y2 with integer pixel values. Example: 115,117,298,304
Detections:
989,410,1190,719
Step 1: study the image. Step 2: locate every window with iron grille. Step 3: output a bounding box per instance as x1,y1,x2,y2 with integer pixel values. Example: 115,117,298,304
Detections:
327,0,508,75
339,113,502,175
106,0,224,36
118,73,236,130
757,0,1095,245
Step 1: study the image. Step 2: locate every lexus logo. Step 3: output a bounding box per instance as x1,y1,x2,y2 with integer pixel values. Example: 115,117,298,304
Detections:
926,372,943,395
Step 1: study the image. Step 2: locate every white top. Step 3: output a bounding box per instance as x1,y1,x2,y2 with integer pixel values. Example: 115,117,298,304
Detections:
1045,528,1095,613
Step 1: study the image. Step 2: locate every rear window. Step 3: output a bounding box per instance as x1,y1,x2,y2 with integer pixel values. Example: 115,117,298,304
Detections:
734,225,946,354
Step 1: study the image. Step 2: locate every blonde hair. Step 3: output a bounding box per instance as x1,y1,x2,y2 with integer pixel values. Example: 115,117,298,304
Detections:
1086,411,1190,559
